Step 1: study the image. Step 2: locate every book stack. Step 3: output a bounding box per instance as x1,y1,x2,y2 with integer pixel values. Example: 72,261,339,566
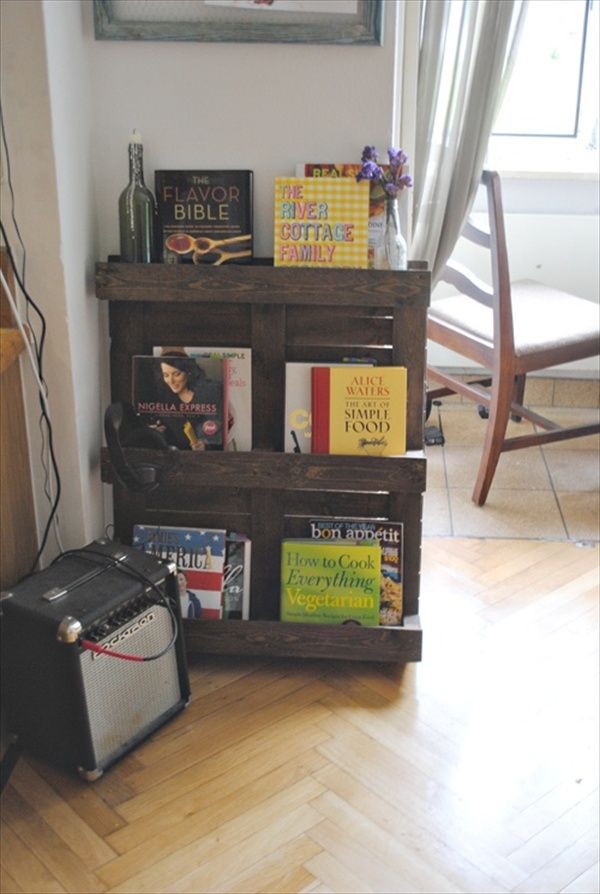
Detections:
280,538,381,626
296,162,391,268
285,362,408,457
132,347,252,452
133,525,251,621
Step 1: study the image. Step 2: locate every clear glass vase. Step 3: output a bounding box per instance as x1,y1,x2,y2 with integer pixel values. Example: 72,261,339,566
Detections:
375,197,408,271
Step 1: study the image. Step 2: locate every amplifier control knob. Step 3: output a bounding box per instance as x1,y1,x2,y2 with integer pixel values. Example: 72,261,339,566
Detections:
57,616,83,644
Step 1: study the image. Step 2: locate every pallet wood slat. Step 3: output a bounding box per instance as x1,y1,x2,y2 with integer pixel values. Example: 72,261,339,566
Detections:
97,260,430,662
96,262,429,307
181,616,422,662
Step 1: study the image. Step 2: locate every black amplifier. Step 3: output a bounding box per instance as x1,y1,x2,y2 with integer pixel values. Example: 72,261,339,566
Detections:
1,539,190,780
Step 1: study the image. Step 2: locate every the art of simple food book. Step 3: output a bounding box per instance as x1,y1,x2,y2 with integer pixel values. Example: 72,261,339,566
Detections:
311,365,407,456
132,354,229,451
155,170,253,265
284,360,375,454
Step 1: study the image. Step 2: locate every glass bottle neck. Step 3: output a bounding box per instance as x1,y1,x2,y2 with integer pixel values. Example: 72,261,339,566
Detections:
128,143,145,185
385,196,400,225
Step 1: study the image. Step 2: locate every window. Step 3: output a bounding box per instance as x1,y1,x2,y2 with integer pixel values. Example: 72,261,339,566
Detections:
487,0,598,176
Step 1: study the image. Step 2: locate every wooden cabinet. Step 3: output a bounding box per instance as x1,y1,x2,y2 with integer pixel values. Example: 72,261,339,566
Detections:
96,260,429,662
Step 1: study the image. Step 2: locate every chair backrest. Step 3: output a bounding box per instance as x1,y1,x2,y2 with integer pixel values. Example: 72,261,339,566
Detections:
438,170,515,357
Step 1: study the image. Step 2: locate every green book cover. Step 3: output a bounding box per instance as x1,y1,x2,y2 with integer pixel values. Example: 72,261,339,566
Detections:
280,539,380,626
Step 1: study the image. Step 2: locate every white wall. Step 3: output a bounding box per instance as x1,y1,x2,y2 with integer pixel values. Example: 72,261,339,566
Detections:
43,0,105,539
85,2,402,261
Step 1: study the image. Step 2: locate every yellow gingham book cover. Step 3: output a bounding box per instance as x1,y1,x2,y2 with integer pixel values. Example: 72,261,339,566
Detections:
274,177,370,268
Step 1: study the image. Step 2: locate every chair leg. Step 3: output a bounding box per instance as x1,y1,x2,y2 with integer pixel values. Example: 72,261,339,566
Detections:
472,373,514,506
511,374,526,422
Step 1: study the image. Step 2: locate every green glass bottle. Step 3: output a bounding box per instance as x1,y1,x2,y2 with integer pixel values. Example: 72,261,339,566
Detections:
118,131,157,262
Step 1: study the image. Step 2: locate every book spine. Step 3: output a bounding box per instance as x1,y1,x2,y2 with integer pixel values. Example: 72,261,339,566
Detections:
222,358,230,449
311,367,330,454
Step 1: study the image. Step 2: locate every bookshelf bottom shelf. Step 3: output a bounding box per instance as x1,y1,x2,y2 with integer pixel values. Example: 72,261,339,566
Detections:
183,616,422,663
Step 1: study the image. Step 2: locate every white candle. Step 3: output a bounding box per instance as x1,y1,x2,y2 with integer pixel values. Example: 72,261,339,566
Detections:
130,130,142,144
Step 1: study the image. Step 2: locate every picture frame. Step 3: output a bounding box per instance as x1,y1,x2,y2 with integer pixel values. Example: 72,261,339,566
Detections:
92,0,384,45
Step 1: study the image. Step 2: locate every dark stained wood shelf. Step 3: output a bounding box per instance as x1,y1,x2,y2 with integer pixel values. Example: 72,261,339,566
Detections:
97,259,430,662
182,615,422,663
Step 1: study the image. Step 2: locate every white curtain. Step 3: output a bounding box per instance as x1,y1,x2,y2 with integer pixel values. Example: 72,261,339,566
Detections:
411,0,527,284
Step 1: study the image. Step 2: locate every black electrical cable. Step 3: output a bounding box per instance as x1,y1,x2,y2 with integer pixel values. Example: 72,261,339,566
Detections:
0,99,43,365
1,101,27,281
0,220,46,367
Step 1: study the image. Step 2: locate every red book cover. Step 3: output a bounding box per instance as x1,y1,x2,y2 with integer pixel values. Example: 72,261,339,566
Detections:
132,354,229,451
311,367,330,453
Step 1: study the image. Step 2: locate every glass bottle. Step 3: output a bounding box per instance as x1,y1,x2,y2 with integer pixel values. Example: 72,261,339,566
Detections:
118,131,157,263
375,196,408,271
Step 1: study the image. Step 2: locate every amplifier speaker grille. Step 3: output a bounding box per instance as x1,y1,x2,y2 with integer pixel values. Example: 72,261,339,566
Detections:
80,604,181,769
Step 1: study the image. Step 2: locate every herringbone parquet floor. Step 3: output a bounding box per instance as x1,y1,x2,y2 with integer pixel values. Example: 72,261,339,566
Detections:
1,537,599,894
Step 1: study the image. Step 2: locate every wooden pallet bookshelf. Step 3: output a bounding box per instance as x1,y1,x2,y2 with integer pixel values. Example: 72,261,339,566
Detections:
96,260,429,662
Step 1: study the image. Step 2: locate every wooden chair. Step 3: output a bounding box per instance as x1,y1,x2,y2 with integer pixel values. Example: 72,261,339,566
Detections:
427,169,600,506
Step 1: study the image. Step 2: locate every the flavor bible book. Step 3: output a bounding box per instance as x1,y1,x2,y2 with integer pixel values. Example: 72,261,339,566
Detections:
155,170,253,265
311,365,407,456
133,524,227,620
296,163,390,268
132,354,228,451
280,539,381,626
307,518,404,626
273,177,369,269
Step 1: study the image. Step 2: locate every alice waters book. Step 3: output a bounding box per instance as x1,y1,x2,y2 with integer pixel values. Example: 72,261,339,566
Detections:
311,365,407,456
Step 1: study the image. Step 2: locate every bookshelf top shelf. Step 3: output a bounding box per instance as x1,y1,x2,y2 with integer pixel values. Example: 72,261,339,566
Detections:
95,260,430,308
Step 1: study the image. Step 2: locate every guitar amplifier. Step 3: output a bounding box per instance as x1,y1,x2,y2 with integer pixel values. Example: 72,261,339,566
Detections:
1,540,190,780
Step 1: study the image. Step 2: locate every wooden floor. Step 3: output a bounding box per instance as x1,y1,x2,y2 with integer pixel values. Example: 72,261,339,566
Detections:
1,537,599,894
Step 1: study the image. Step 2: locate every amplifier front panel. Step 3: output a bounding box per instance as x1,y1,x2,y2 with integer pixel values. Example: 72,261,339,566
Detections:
79,603,181,770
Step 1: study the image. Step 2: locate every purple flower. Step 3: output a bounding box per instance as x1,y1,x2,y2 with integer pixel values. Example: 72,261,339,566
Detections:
388,147,408,171
356,144,413,195
356,160,384,182
361,145,379,163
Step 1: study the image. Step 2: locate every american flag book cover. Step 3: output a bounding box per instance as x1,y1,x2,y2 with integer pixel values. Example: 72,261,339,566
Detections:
133,525,227,620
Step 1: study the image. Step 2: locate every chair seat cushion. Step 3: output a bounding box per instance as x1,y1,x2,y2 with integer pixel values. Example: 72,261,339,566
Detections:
429,279,600,357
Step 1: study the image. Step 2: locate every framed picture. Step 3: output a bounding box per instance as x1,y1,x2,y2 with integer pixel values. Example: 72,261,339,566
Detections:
93,0,384,45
